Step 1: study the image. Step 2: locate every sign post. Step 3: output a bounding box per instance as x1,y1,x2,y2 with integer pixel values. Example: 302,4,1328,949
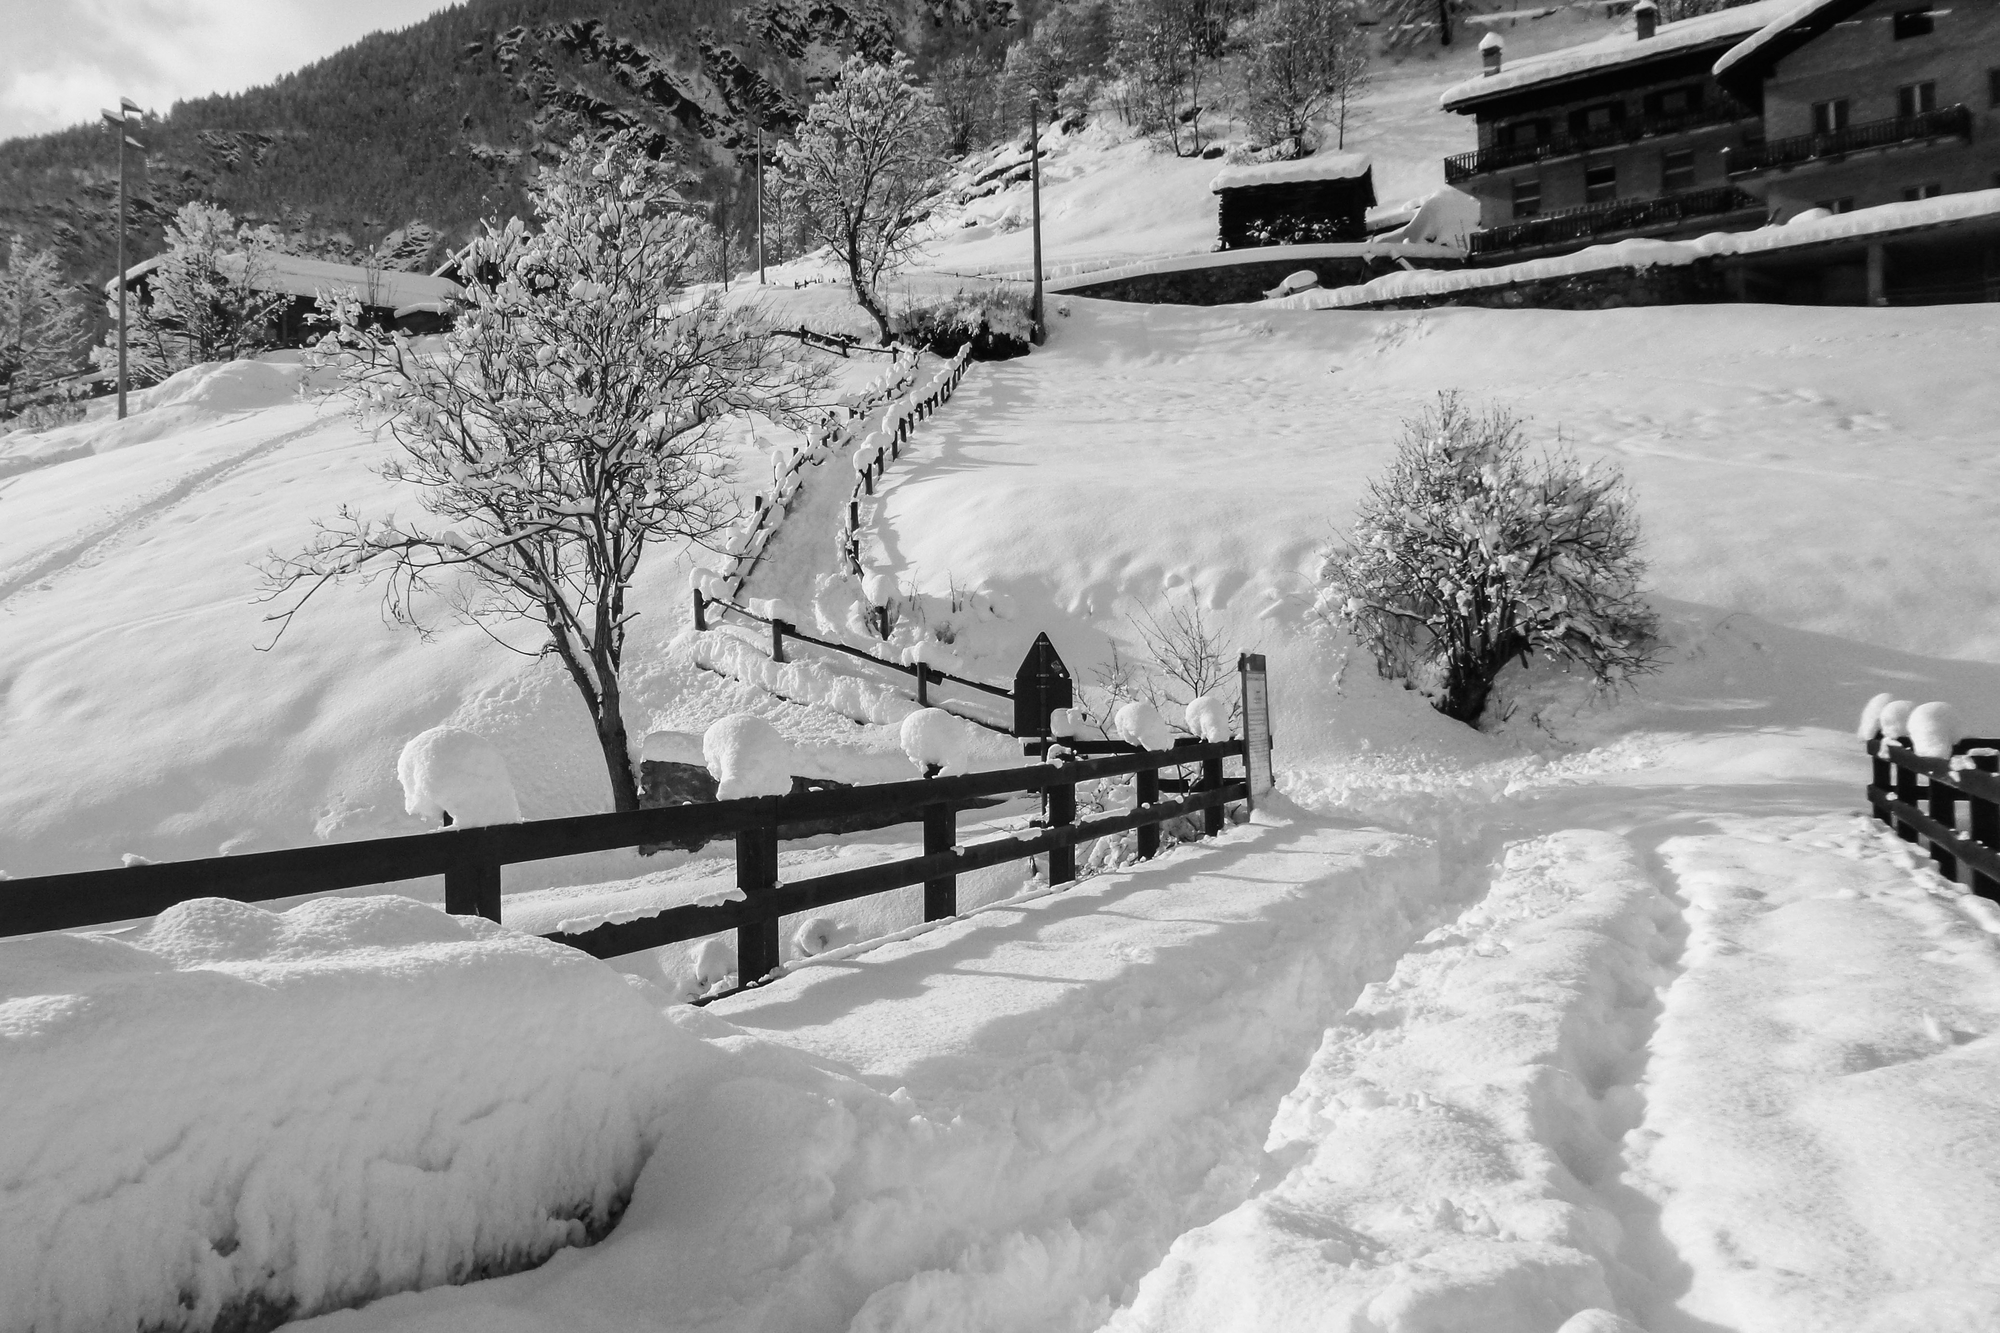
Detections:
1239,652,1273,810
1013,633,1073,738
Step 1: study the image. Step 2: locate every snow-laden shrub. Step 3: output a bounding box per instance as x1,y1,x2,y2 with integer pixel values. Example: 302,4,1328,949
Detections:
396,726,522,827
702,715,795,800
1318,394,1661,726
893,286,1031,360
1185,693,1233,742
901,707,976,775
1909,702,1962,759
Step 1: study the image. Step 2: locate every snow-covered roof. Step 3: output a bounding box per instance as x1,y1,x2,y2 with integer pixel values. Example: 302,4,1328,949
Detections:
1273,187,2000,309
1210,153,1372,193
1439,0,1790,110
114,251,461,310
1712,0,1867,90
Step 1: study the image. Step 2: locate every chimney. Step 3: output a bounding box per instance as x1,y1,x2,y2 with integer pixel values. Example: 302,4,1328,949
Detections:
1480,31,1504,76
1635,0,1658,39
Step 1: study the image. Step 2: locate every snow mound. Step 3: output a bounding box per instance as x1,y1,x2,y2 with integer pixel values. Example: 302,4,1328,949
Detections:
792,915,857,957
901,707,975,775
1185,693,1233,743
138,357,307,416
1879,699,1917,742
1908,701,1962,760
0,894,697,1333
703,714,795,800
862,572,899,608
1857,691,1896,741
1114,701,1173,752
639,729,705,766
395,726,523,827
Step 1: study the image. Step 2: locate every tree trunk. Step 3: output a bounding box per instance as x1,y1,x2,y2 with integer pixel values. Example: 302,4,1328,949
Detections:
595,664,641,813
850,266,892,344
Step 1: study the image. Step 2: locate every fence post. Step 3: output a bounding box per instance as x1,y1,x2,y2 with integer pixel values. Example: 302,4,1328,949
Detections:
1928,760,1959,881
692,589,707,633
736,827,781,985
1868,736,1889,824
1049,771,1077,884
1136,763,1161,860
917,664,930,708
771,619,787,664
1202,754,1225,837
876,605,891,641
1971,751,1999,902
444,854,502,923
1894,748,1921,842
923,803,956,920
850,499,860,532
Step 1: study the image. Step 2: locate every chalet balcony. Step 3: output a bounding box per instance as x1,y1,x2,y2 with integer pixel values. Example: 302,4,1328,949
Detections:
1469,186,1766,259
1726,105,1973,176
1444,102,1758,184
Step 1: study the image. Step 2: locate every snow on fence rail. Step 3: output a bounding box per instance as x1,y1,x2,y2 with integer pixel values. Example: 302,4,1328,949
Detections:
1866,733,2000,900
0,739,1251,1000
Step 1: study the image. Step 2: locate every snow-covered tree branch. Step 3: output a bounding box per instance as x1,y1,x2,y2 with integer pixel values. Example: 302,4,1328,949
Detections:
263,133,815,812
1318,394,1661,725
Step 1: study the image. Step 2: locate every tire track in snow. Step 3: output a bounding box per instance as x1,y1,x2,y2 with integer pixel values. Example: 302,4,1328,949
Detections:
0,417,328,609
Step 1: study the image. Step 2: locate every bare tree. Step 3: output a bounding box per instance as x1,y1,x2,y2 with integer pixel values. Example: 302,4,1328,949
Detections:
776,55,949,342
1237,0,1373,155
1112,0,1241,156
933,54,1001,156
1318,394,1660,726
264,135,811,811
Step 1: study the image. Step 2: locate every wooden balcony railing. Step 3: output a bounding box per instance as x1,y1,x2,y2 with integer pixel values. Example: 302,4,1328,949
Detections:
1445,101,1758,183
1469,186,1764,257
1726,104,1972,176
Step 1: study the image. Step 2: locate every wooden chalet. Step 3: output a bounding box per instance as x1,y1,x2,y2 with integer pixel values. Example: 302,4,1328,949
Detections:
1210,154,1377,249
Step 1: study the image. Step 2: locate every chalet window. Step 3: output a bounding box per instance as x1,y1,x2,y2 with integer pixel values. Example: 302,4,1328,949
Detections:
1569,103,1627,136
1662,148,1697,192
1645,86,1703,118
1513,176,1543,217
1892,7,1934,38
1585,162,1618,204
1901,183,1944,200
1812,99,1850,133
1816,197,1855,213
1897,81,1937,117
1504,119,1551,148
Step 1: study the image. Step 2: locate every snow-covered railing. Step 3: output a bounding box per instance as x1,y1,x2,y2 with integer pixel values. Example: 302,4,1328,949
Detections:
0,739,1252,999
1866,727,2000,900
842,342,973,579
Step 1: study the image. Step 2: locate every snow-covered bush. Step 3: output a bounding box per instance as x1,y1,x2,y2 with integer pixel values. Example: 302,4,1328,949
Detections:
894,287,1031,360
702,715,796,800
0,895,698,1333
1318,394,1661,726
1114,701,1173,752
901,707,976,775
268,133,809,813
396,726,522,827
1185,692,1232,742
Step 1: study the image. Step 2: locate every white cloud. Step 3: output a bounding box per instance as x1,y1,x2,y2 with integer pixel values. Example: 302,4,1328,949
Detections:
0,0,462,143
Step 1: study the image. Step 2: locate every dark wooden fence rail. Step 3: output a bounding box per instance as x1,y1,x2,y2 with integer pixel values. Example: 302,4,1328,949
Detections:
1,738,1249,995
1867,735,2000,900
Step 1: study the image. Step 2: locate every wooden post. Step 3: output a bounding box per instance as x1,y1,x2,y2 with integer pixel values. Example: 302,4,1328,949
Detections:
875,604,890,641
444,856,502,922
923,802,956,920
916,664,930,708
1867,243,1887,307
692,589,707,632
1927,761,1959,881
1136,765,1161,859
736,827,781,985
1894,749,1921,842
1971,751,1999,902
770,618,787,664
1049,775,1077,884
1202,755,1225,837
863,470,874,496
1868,736,1889,824
849,499,859,532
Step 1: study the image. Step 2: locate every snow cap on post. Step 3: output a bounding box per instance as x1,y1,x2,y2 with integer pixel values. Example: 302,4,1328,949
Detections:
1879,699,1917,742
397,727,523,827
702,715,795,800
1114,701,1172,752
1857,691,1896,741
862,571,899,607
901,707,974,776
1908,702,1963,760
1185,693,1233,743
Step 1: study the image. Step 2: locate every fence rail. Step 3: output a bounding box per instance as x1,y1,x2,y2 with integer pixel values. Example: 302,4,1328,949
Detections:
1,736,1252,997
1728,104,1972,176
1867,735,2000,899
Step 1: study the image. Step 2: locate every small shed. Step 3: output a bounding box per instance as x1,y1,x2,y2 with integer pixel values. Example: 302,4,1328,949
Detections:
1210,154,1376,250
110,252,463,344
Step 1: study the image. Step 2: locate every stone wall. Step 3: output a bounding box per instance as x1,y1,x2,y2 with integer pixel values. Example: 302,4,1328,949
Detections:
1346,256,1731,311
1063,255,1387,306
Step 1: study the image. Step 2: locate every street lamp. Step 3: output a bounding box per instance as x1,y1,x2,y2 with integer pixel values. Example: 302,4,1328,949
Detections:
1029,99,1046,345
99,98,145,420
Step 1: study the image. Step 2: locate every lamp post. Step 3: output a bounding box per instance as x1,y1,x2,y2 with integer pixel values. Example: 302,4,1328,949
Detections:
1029,99,1046,345
756,124,766,285
99,98,144,420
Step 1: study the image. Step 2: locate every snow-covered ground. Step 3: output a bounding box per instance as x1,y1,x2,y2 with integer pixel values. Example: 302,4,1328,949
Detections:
10,26,2000,1328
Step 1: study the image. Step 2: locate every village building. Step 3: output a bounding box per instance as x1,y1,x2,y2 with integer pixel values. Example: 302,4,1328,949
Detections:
1210,155,1377,249
109,252,462,345
1438,1,1785,263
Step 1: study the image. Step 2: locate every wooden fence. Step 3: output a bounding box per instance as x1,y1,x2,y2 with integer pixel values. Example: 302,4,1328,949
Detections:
1867,735,2000,900
0,738,1251,997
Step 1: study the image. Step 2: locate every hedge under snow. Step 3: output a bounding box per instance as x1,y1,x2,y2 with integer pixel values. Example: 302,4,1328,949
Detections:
0,895,698,1333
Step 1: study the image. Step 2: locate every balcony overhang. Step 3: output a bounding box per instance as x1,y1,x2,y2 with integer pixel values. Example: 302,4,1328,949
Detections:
1726,106,1973,179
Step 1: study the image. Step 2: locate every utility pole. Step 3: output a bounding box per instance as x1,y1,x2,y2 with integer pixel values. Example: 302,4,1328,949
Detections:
1030,99,1046,345
756,125,766,285
99,98,144,420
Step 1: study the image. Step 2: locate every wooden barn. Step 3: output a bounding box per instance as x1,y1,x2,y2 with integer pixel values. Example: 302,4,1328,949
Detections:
1210,154,1377,249
110,252,462,345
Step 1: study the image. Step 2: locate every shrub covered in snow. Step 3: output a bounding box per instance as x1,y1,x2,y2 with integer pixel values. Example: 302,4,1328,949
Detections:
0,895,698,1333
1114,700,1173,752
702,715,796,800
395,726,522,827
1185,692,1233,742
1318,393,1660,725
901,707,976,775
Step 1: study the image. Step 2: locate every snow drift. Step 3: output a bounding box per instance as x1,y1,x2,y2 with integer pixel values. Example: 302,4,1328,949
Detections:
0,895,699,1333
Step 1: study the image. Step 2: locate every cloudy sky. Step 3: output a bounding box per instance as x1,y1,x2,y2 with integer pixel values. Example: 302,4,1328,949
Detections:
0,0,463,143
